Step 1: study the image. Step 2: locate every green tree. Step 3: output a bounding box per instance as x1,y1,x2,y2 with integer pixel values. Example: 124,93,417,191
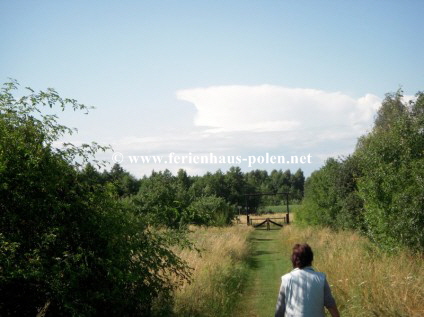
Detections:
299,90,424,251
297,156,363,230
0,81,190,316
224,166,246,206
356,91,424,250
134,169,190,228
189,170,226,198
102,163,140,197
297,158,340,227
291,168,305,202
186,196,233,226
374,90,408,131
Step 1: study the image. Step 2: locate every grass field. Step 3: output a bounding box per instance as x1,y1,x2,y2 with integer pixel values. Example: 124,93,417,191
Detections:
279,225,424,317
173,215,423,317
172,225,253,317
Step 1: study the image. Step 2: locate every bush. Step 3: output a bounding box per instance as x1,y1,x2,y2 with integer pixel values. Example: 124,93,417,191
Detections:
0,81,190,316
297,156,363,230
186,196,234,226
356,91,424,250
299,90,424,251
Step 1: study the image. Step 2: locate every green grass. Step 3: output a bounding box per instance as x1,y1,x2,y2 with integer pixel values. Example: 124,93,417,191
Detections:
233,229,292,317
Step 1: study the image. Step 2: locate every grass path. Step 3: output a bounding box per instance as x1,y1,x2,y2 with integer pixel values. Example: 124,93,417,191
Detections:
234,228,291,317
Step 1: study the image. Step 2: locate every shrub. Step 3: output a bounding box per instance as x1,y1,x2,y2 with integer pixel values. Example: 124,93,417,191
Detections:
187,196,234,226
0,81,190,316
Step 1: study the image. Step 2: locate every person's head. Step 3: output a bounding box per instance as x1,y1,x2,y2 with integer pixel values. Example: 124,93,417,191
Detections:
291,243,313,268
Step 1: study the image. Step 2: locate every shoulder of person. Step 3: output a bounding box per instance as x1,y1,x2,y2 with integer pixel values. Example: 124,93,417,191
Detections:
312,269,328,282
304,267,328,279
281,270,294,281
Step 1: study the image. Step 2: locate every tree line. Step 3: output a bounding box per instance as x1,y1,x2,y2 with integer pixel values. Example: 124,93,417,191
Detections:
0,81,304,316
298,90,424,252
83,162,305,227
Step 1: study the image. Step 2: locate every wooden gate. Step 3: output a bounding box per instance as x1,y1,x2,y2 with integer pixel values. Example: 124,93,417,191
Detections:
249,217,286,230
244,192,291,228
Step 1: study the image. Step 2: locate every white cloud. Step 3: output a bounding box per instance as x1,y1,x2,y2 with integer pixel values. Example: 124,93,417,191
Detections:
177,85,381,144
96,85,383,177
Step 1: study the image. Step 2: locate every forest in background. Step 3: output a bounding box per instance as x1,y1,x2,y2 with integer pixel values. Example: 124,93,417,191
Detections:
85,163,305,228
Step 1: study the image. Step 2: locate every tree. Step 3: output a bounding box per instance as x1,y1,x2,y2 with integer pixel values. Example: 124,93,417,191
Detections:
134,169,191,228
299,89,424,251
101,163,140,197
291,168,305,202
224,166,246,206
297,158,340,227
355,91,424,250
374,90,408,131
297,155,364,230
186,196,233,226
0,81,190,316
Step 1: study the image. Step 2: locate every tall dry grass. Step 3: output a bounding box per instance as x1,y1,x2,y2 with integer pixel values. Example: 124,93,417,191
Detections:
173,225,253,317
280,225,424,317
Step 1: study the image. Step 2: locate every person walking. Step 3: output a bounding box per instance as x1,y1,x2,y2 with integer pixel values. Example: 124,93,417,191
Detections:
275,243,340,317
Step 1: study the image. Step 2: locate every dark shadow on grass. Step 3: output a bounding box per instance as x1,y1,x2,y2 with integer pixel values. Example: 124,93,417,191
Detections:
253,250,279,256
246,252,261,270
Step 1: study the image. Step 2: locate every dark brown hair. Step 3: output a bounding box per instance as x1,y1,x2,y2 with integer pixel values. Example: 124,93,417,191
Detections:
291,243,313,268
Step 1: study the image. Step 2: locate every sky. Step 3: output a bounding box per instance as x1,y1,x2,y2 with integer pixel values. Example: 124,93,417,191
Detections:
1,0,423,177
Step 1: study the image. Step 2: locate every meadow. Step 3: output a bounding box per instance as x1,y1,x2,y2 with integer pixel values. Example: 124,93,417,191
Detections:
279,225,424,317
173,215,424,317
172,225,253,317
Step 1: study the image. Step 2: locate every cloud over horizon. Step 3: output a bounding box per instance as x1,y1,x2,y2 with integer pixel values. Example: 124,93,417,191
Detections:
177,85,381,140
109,85,382,177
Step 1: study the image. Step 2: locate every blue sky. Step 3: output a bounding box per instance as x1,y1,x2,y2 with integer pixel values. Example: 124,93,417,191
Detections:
1,0,423,177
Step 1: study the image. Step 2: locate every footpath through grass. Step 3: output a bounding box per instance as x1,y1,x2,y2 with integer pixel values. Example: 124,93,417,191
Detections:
174,223,424,316
234,228,291,317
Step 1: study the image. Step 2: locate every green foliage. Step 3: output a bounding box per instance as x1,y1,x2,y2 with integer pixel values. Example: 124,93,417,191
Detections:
132,169,237,227
245,168,305,206
298,156,364,230
187,196,234,226
128,164,305,228
188,167,305,213
298,158,339,227
79,163,141,198
356,91,424,250
0,81,190,316
132,169,191,228
189,170,232,201
299,89,424,252
103,163,141,197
